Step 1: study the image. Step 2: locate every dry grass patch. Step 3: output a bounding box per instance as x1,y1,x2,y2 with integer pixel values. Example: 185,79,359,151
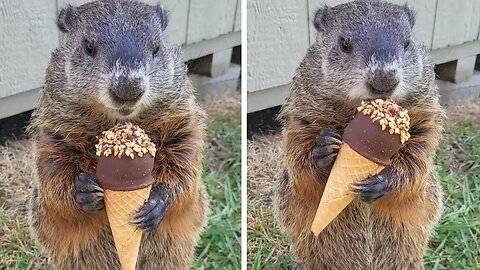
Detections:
202,91,241,118
0,140,50,269
444,100,480,124
247,135,282,207
247,135,291,269
0,140,35,208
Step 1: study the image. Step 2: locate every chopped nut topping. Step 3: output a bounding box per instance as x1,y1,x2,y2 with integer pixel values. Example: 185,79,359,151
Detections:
95,122,156,159
357,99,411,144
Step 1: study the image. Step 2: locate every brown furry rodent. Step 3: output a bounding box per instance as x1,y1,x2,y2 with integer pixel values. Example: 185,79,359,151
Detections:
274,1,444,269
28,1,208,269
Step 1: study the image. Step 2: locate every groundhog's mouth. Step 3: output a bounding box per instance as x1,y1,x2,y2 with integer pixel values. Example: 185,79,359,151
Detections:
118,108,134,116
364,90,393,100
366,83,397,99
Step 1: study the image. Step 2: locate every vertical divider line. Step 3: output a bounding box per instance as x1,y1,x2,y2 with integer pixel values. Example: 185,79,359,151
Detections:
430,0,439,50
476,1,480,40
307,0,311,46
56,0,61,47
232,0,239,33
185,0,191,45
241,0,247,270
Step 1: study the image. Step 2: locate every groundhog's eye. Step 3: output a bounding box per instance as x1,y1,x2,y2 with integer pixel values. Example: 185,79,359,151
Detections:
404,39,410,50
152,46,160,57
339,37,352,53
83,39,96,57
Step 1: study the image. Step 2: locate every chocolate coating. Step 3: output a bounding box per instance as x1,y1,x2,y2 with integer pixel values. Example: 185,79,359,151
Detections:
96,154,154,191
343,112,403,166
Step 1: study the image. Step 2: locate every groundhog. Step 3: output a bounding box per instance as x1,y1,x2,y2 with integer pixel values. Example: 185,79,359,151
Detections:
27,1,208,269
274,1,444,269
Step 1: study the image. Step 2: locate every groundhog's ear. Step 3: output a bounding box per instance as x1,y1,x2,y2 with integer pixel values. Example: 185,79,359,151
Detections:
403,4,415,28
313,6,334,32
57,4,79,33
155,4,169,31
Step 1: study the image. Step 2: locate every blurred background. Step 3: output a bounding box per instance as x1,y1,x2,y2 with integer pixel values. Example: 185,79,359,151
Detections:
247,0,480,269
0,0,241,269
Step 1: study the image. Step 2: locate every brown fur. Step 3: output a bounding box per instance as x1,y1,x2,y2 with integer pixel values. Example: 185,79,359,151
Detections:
29,82,208,270
274,1,444,269
28,1,208,269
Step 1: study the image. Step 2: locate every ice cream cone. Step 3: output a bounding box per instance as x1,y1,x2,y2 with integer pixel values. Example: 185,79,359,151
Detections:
95,123,157,270
104,186,151,270
310,143,383,235
310,99,411,236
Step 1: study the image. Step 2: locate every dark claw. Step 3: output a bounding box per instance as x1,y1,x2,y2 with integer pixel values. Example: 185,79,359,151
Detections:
75,172,104,212
312,144,340,158
137,211,163,231
352,169,392,203
131,188,168,232
76,172,104,193
315,130,342,146
313,130,342,168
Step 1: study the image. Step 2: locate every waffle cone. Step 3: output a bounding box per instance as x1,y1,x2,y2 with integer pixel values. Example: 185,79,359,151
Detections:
311,143,384,235
104,185,151,270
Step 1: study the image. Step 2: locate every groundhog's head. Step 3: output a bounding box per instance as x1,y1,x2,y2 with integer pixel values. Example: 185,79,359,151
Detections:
311,1,430,103
56,0,184,118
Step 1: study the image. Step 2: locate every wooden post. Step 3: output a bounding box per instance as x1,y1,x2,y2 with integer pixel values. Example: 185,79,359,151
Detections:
435,55,477,83
189,49,233,77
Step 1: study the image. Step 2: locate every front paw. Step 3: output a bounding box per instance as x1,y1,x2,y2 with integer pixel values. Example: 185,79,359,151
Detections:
313,130,342,168
75,172,104,212
351,169,393,203
131,187,168,232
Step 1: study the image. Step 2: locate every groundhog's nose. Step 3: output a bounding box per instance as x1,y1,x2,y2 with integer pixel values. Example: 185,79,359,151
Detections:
111,76,144,102
368,70,399,94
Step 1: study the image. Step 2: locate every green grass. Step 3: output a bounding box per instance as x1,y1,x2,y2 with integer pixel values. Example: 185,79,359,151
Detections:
424,121,480,269
192,115,241,269
248,208,291,269
247,120,480,270
0,113,241,270
0,208,49,270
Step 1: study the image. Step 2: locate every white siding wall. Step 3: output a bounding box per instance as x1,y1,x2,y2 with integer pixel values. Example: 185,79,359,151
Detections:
432,0,480,49
187,0,238,43
0,0,59,99
247,0,310,92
